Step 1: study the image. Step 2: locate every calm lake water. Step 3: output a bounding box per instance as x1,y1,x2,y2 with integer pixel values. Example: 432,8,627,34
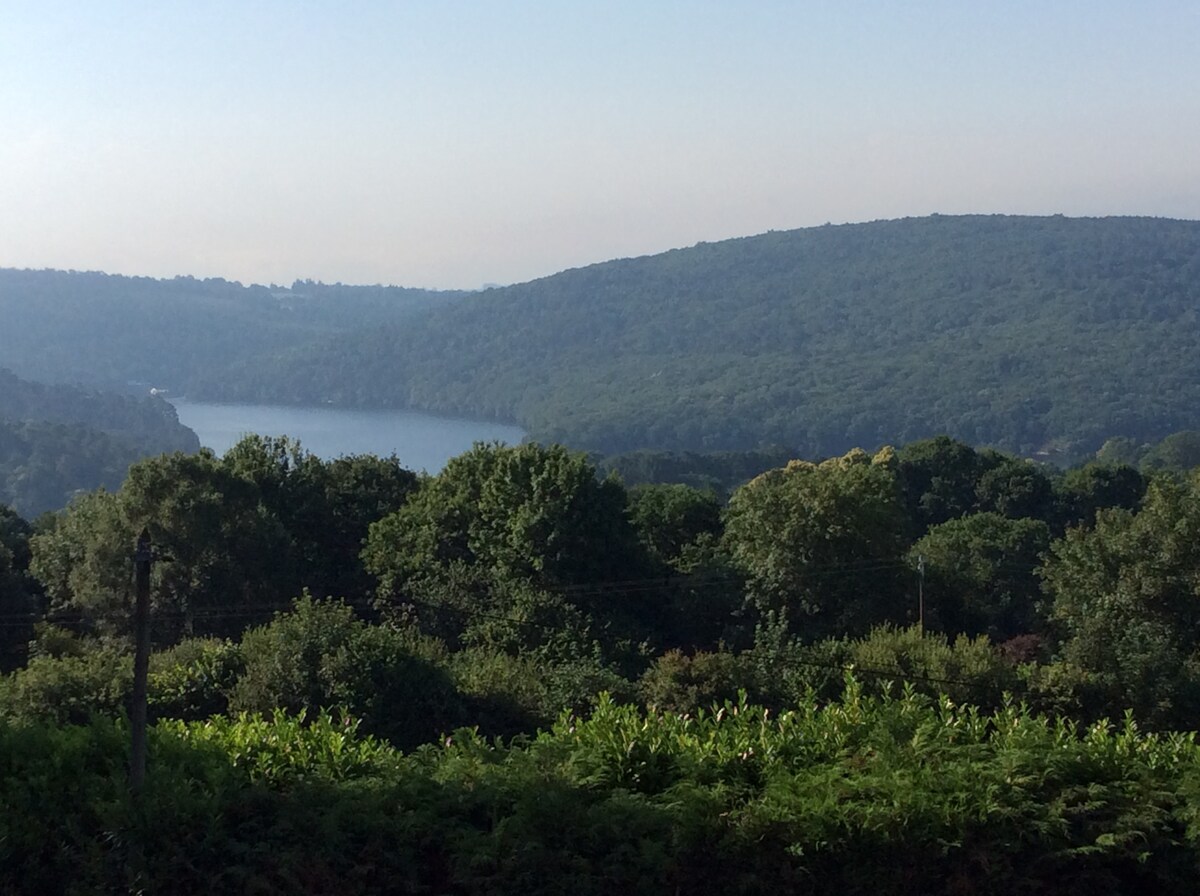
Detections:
170,401,526,473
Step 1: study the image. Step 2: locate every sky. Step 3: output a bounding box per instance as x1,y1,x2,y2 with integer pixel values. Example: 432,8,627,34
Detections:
2,1,1198,290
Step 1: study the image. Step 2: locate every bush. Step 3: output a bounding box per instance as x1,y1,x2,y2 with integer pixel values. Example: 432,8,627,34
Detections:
637,649,749,714
844,624,1020,708
148,637,244,721
0,645,131,724
231,596,466,750
4,691,1200,894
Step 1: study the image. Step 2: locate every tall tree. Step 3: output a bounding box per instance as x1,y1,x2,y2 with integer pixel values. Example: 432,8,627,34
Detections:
1040,472,1200,728
31,451,294,641
221,435,417,599
1053,462,1146,530
723,448,909,640
364,442,654,652
910,512,1050,641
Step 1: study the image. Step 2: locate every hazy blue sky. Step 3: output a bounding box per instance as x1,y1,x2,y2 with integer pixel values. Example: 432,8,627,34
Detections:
2,2,1197,289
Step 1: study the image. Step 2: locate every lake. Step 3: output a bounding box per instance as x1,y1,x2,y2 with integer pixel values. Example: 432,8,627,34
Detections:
170,400,527,472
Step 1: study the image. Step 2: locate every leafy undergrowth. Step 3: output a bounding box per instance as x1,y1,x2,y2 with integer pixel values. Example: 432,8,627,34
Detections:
3,682,1199,895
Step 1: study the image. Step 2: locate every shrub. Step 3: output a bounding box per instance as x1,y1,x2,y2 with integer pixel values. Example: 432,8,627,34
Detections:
0,645,131,724
148,637,244,721
231,596,466,750
637,649,749,714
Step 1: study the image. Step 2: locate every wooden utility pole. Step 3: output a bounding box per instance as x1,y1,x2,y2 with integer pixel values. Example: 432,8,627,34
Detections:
130,528,152,793
917,554,925,633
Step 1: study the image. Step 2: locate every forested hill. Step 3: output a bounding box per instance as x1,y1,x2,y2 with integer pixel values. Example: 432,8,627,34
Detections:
0,369,200,515
0,268,466,392
192,214,1200,459
0,369,197,455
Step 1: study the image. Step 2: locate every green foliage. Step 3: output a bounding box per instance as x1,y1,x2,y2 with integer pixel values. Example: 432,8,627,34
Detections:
840,624,1019,707
911,511,1051,639
897,435,997,530
0,269,462,394
445,646,558,734
0,368,200,516
1139,430,1200,474
0,504,40,671
231,596,465,750
159,710,400,784
1092,430,1200,477
1041,472,1200,728
28,436,417,645
625,482,722,569
365,442,656,652
183,215,1200,461
1055,462,1148,529
636,648,750,714
638,626,1018,717
31,451,295,640
742,624,1019,711
897,436,1056,531
27,621,88,660
148,637,244,721
597,446,795,494
723,448,909,639
5,691,1200,894
222,435,418,599
974,453,1055,520
1095,435,1149,467
1,636,244,726
0,645,131,725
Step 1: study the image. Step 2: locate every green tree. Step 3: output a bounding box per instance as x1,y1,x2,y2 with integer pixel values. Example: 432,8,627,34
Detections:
1053,462,1146,530
973,453,1054,521
31,451,294,641
896,436,988,532
723,448,909,640
222,435,417,599
231,596,464,749
910,512,1050,640
29,439,417,646
1094,435,1147,468
1139,430,1200,474
1040,472,1200,728
364,442,654,653
0,504,40,671
625,483,723,570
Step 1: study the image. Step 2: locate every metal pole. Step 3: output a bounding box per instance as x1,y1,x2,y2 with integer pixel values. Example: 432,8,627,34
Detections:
130,528,152,793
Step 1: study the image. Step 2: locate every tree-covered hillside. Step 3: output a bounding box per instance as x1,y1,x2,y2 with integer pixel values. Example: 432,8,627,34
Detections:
0,269,466,392
192,215,1200,459
0,369,200,515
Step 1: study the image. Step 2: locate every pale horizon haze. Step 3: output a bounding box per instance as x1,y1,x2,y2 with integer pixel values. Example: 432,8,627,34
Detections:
2,1,1198,290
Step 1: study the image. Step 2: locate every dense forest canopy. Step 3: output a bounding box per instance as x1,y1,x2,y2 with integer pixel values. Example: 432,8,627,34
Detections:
0,369,200,515
6,215,1199,462
6,216,1200,890
0,268,465,392
185,214,1200,459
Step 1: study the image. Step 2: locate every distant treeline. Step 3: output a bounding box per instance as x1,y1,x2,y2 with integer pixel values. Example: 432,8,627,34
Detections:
0,369,199,515
6,216,1200,462
184,215,1200,460
0,268,464,392
597,428,1200,496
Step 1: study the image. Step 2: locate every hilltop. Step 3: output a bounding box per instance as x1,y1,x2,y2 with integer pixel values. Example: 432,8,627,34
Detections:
189,214,1200,459
5,215,1200,459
